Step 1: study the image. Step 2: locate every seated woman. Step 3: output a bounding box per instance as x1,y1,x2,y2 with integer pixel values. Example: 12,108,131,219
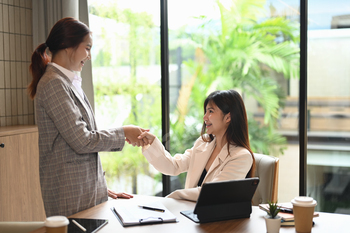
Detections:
137,90,256,202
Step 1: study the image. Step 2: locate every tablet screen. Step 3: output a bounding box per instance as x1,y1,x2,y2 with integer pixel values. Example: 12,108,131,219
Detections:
68,218,108,233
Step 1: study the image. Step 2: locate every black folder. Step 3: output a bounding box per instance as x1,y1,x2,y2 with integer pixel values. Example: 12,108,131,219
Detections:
181,177,259,223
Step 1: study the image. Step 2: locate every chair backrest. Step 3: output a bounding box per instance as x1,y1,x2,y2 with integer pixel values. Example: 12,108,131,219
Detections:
251,153,279,206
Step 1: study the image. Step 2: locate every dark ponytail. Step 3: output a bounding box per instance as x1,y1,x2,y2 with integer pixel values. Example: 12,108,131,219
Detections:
28,43,50,99
28,17,90,99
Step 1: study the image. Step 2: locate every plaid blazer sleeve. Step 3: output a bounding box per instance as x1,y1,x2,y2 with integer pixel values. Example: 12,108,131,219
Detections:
36,68,125,154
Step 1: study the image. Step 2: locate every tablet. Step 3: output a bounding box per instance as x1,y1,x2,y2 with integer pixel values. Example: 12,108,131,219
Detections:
181,177,259,223
68,218,108,233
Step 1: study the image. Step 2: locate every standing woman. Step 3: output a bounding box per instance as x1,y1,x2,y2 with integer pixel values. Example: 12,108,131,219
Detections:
138,90,255,202
28,17,146,217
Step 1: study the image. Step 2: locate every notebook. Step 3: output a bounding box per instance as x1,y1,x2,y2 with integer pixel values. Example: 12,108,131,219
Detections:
111,202,177,227
181,177,259,223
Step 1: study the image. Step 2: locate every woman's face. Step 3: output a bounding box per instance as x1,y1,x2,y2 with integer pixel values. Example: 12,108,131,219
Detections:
66,33,92,72
203,101,231,137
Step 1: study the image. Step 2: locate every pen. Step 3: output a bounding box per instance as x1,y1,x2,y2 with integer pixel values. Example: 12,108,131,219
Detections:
72,219,86,232
138,205,165,212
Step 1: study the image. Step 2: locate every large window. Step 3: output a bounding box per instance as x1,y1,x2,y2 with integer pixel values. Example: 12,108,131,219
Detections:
306,0,350,213
88,0,162,195
167,0,301,202
88,0,350,214
88,0,301,201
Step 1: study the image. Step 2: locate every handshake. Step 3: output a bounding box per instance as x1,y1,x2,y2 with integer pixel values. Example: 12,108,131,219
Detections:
123,125,156,147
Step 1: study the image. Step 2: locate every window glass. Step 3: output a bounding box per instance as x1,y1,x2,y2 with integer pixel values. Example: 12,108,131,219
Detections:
89,0,302,201
264,0,301,203
85,0,350,210
168,0,300,202
88,0,162,195
307,0,350,213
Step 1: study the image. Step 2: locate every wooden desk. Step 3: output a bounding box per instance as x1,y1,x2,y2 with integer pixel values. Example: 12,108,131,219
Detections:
30,195,350,233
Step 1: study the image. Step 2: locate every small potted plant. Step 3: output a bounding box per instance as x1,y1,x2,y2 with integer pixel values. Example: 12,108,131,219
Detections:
264,201,282,233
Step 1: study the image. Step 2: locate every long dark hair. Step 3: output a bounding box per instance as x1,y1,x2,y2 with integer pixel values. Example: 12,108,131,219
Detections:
201,90,255,177
28,17,90,99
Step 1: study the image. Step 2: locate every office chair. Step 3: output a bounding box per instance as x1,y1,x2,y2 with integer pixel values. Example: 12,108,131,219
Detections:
251,153,279,206
0,221,44,233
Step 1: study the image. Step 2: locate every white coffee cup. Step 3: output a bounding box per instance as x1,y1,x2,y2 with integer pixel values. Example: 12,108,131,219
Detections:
291,196,317,233
44,216,69,233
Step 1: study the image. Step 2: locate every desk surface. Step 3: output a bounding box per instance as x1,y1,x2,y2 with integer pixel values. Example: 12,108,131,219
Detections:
30,195,350,233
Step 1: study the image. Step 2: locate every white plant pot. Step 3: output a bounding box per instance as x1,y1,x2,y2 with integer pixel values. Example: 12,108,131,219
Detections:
264,215,281,233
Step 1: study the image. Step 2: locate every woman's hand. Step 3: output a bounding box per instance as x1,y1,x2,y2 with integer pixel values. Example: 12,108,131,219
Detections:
123,125,149,147
107,188,134,199
137,131,156,146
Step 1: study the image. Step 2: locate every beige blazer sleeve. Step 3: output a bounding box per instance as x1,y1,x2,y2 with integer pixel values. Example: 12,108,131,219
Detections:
142,137,253,202
142,137,193,176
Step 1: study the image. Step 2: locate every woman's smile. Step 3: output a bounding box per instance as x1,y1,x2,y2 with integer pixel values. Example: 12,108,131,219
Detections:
205,122,212,128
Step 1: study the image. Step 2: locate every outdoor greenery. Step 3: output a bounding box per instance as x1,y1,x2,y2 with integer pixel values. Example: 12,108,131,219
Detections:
89,0,299,194
170,0,299,155
90,2,162,193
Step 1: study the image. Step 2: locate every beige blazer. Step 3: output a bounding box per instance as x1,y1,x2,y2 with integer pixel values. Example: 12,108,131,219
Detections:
142,136,253,202
36,64,125,217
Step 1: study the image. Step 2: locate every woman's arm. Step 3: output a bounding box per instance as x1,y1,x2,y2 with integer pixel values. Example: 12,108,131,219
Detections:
139,132,193,176
38,76,133,154
166,187,201,202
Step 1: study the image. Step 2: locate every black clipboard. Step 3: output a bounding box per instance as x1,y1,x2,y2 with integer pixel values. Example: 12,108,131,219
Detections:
68,218,108,233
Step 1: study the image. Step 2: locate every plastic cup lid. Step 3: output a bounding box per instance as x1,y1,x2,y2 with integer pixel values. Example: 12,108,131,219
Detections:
291,196,317,207
45,216,69,227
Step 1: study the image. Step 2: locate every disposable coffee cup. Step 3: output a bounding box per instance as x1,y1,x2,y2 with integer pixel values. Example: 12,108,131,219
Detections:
45,216,69,233
291,196,317,233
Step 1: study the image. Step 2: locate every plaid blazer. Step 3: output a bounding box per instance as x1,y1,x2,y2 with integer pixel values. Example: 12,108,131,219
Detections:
35,64,125,217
